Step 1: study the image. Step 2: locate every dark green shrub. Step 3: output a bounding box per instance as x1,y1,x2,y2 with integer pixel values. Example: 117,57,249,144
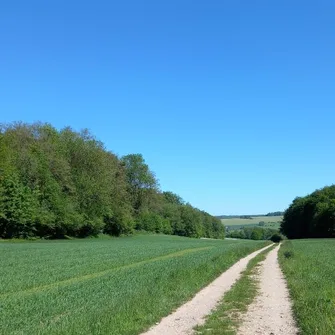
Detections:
284,250,294,259
104,210,134,236
270,233,283,243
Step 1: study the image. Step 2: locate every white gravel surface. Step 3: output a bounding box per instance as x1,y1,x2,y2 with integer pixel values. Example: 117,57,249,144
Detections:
237,245,299,335
140,244,273,335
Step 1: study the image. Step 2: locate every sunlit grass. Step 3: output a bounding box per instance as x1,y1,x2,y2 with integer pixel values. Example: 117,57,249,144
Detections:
279,239,335,335
1,235,270,335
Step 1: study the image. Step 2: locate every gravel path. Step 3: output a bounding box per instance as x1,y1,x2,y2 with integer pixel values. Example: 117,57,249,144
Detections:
141,244,273,335
237,245,299,335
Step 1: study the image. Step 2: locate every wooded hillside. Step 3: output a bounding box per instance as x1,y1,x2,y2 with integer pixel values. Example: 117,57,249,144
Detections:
0,122,224,239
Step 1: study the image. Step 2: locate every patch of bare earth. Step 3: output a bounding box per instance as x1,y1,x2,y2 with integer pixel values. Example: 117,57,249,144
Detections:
237,245,299,335
140,244,273,335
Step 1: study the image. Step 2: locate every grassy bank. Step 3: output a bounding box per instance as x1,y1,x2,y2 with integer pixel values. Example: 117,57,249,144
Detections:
279,239,335,335
195,244,274,334
0,235,270,335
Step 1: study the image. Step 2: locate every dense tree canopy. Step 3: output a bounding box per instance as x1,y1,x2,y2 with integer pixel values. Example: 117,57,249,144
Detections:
281,185,335,238
0,122,224,239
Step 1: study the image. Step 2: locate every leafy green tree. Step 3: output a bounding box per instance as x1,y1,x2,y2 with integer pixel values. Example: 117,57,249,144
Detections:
160,203,184,235
135,211,172,234
103,208,134,236
250,228,263,240
211,216,225,239
281,185,335,238
163,191,184,206
180,205,203,238
121,154,159,213
0,173,38,238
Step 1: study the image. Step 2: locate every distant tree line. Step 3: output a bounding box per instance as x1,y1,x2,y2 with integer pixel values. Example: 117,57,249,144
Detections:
265,211,283,217
281,186,335,239
0,122,224,239
216,215,240,219
227,227,279,240
216,212,283,219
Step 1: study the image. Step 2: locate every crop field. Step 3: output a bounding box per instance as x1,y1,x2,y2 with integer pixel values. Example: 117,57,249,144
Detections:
0,235,269,335
279,239,335,334
221,216,282,229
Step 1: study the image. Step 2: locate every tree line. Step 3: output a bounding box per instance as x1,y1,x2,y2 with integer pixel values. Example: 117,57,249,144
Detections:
281,185,335,238
216,212,283,219
0,122,224,239
265,211,283,216
227,227,279,240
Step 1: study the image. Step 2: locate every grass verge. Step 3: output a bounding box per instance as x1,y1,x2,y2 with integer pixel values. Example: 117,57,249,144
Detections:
195,244,275,335
279,239,335,335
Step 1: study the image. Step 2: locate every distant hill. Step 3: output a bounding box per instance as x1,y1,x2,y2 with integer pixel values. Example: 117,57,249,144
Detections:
216,211,283,219
265,211,284,216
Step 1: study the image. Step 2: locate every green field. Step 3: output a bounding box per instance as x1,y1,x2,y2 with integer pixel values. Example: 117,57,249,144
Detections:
0,235,269,335
221,216,282,229
279,239,335,335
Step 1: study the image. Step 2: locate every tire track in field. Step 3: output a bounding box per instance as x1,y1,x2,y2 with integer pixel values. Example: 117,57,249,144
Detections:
0,246,212,299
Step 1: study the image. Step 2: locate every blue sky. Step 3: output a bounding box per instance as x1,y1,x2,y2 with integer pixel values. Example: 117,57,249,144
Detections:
1,1,334,215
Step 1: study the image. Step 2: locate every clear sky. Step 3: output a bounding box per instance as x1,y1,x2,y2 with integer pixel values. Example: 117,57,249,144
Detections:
1,1,334,215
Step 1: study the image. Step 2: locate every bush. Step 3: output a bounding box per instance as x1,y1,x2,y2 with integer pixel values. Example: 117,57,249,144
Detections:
250,228,263,240
284,250,294,259
270,233,283,243
135,211,165,233
104,210,134,236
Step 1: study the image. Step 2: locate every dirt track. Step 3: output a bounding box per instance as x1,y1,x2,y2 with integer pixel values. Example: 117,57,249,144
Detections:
237,245,298,335
141,244,273,335
141,243,299,335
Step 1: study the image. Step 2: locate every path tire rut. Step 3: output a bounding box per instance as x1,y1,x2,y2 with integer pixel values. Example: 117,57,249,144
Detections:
237,245,299,335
